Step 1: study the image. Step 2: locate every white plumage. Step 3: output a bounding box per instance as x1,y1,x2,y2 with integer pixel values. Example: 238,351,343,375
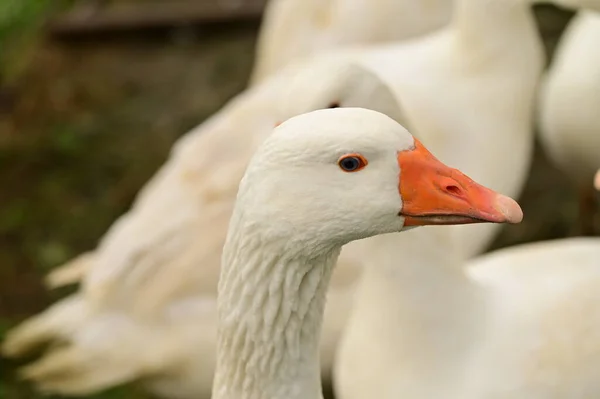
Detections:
250,0,453,84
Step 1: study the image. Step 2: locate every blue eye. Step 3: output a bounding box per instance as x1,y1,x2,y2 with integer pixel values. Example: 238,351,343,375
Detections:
338,154,368,172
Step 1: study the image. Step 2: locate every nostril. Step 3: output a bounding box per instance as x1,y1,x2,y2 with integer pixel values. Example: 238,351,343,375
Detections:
445,185,461,196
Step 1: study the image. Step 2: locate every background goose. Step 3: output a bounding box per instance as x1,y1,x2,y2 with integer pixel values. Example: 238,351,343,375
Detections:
212,107,522,399
336,225,600,399
538,10,600,235
1,60,404,399
250,0,454,84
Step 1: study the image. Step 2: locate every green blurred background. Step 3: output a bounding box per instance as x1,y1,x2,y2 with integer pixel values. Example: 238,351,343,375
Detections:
0,1,596,398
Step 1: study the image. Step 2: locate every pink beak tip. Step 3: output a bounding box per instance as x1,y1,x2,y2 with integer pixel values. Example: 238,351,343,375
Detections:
493,194,523,224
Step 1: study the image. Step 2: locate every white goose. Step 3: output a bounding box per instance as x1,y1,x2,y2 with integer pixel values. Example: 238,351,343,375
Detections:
250,0,454,84
212,107,522,399
336,230,600,399
1,60,404,398
538,10,600,235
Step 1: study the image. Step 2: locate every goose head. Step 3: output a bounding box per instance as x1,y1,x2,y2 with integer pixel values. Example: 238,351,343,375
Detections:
233,107,523,250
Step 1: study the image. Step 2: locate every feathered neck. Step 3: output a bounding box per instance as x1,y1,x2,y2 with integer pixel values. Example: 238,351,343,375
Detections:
213,213,340,399
451,0,539,63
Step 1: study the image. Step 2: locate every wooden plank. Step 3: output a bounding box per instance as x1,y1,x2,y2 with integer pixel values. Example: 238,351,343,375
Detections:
47,0,268,36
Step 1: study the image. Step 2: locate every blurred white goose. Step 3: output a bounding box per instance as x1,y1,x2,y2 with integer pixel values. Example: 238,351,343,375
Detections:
538,10,600,235
212,107,522,399
250,0,454,84
336,226,600,399
1,61,405,398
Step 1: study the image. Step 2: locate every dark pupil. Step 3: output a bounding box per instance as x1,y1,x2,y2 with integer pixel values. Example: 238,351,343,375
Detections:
341,157,360,171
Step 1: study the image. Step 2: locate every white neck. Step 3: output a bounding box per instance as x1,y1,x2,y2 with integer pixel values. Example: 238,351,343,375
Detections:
214,217,340,399
344,229,486,376
451,0,539,62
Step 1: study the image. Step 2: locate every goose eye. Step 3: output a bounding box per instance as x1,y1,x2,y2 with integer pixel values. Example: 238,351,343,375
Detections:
338,154,368,172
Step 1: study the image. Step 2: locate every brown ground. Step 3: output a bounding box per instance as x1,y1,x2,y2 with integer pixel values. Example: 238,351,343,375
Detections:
0,3,597,399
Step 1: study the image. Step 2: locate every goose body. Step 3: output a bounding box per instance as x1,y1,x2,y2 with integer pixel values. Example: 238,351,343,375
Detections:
336,231,600,399
538,10,600,233
211,107,521,399
2,60,404,398
250,0,453,84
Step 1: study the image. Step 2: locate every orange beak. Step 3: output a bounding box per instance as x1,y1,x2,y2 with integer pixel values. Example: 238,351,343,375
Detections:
398,138,523,226
595,170,600,191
